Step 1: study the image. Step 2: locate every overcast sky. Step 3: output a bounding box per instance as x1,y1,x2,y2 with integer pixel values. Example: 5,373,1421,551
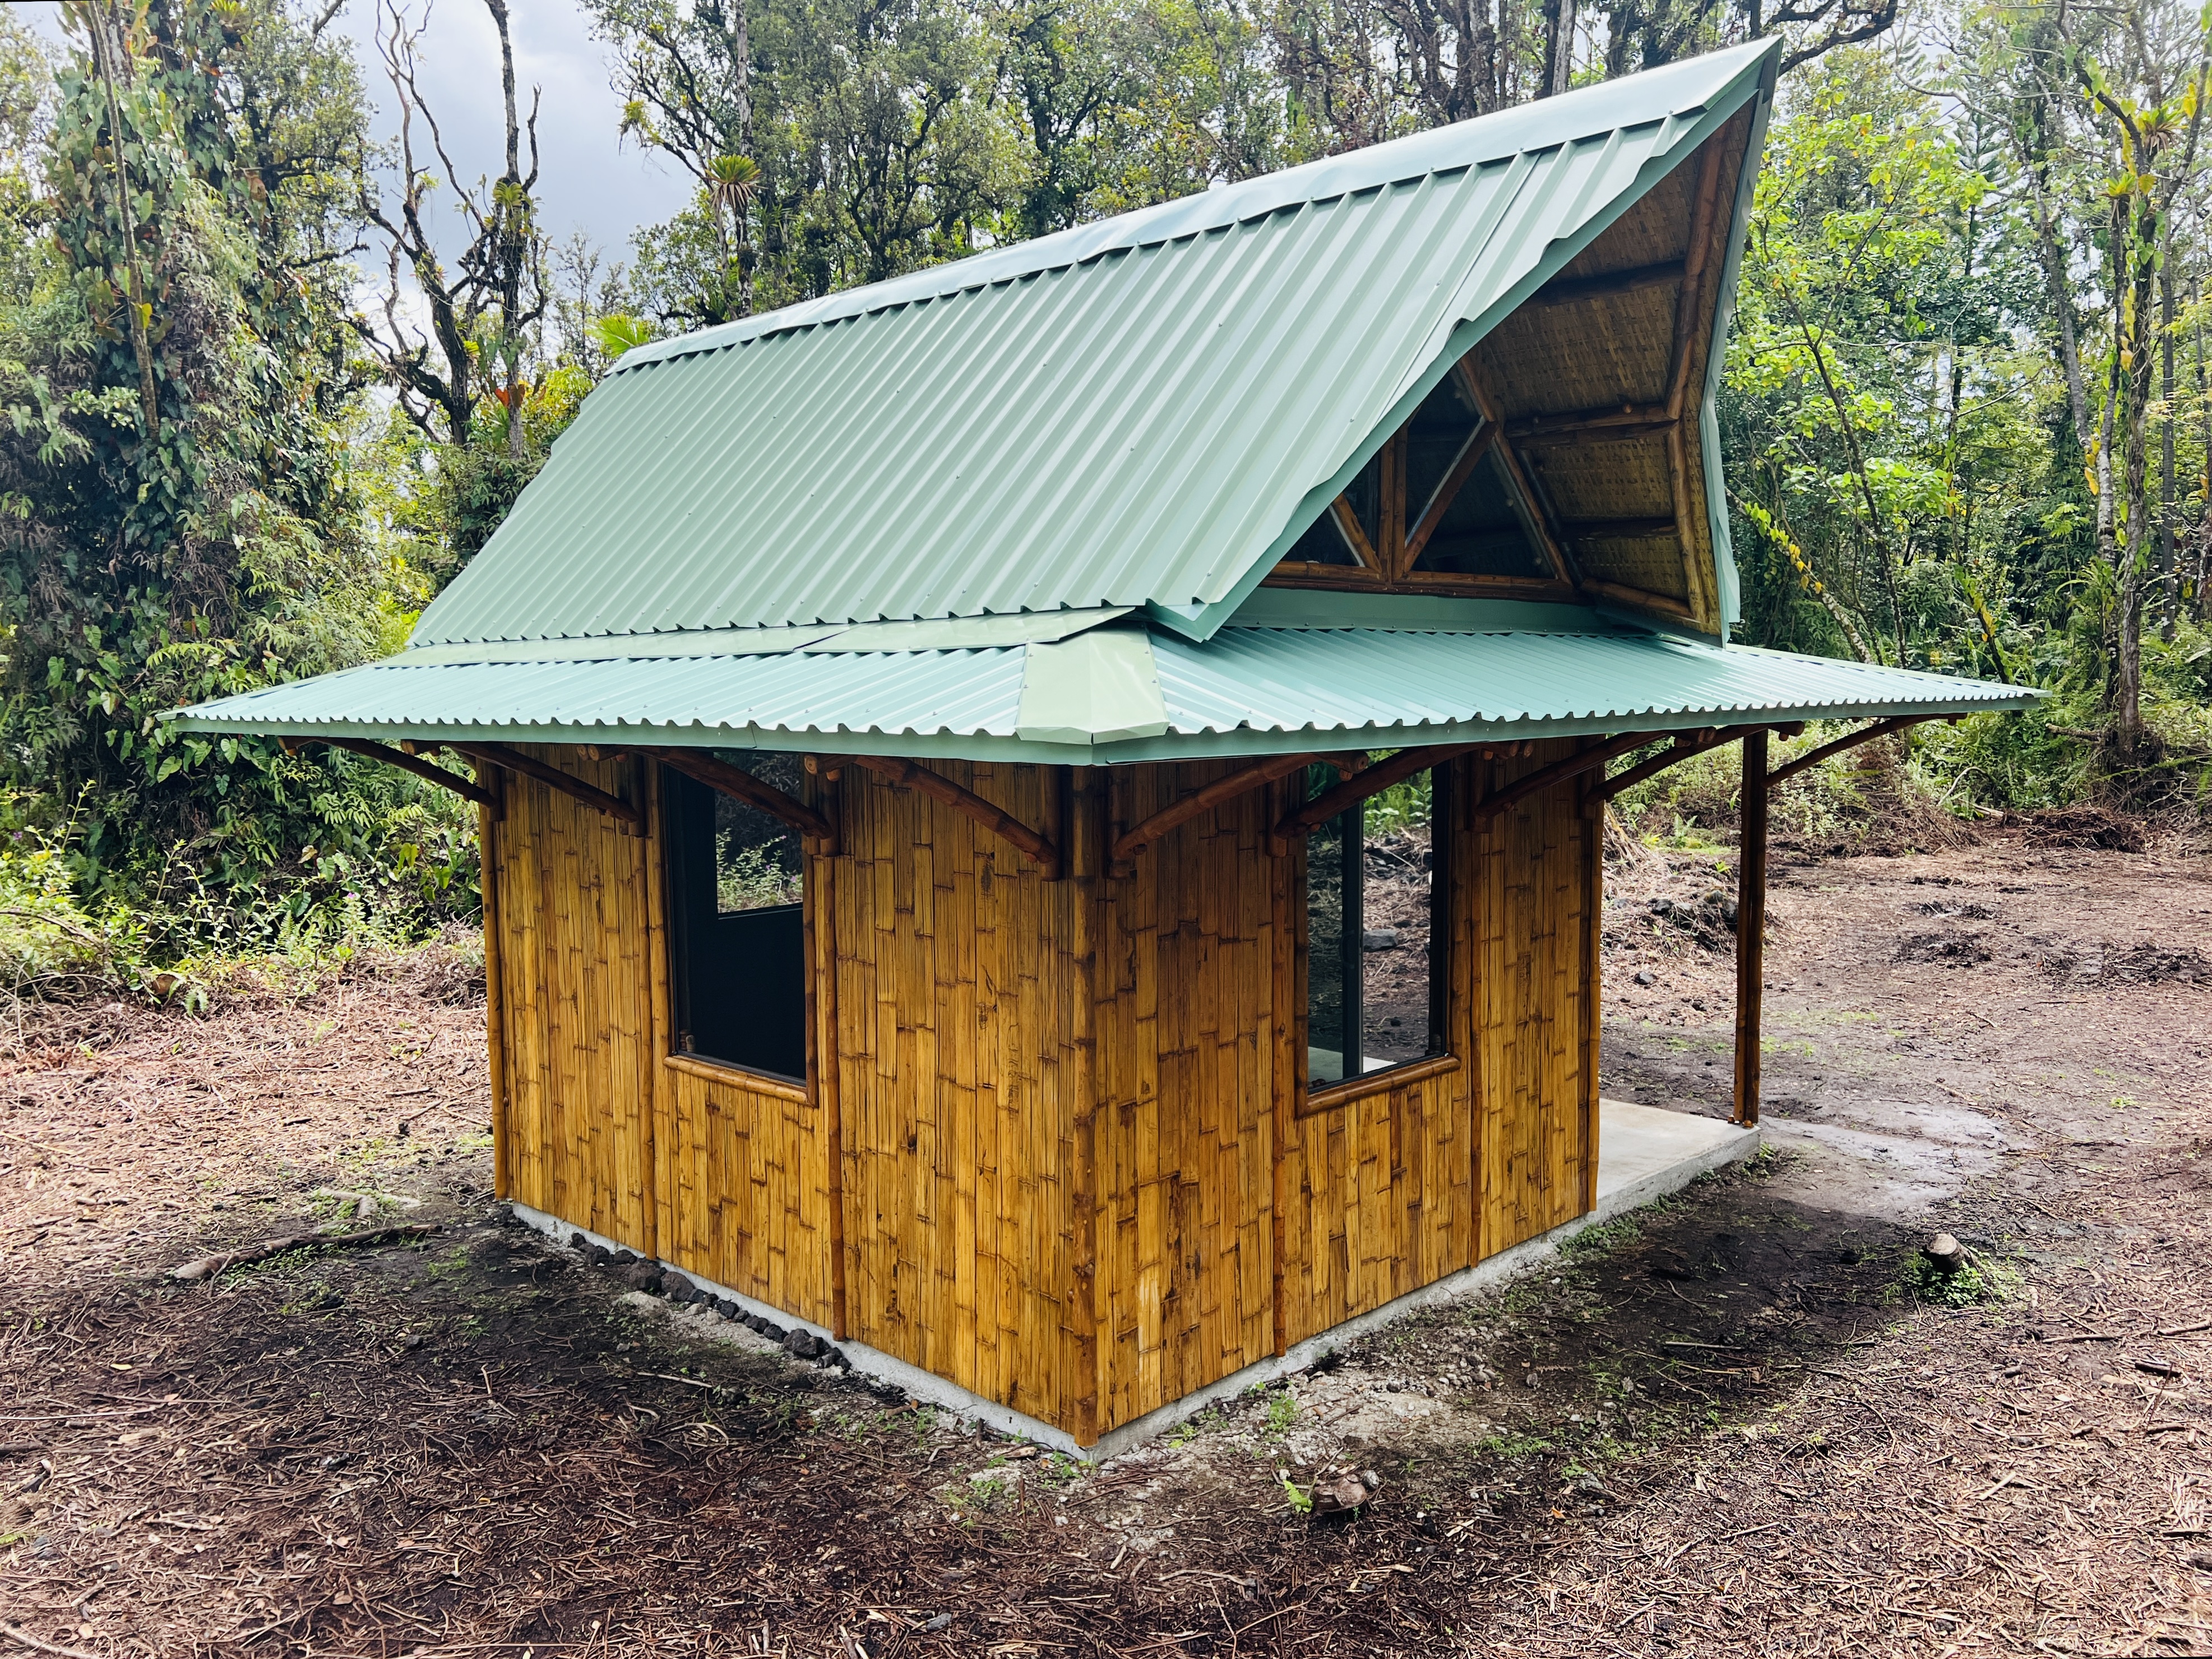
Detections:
15,0,694,266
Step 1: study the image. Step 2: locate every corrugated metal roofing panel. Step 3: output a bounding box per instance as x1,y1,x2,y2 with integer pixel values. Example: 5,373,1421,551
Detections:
409,42,1779,648
175,650,1029,743
173,623,2035,761
1149,630,2037,740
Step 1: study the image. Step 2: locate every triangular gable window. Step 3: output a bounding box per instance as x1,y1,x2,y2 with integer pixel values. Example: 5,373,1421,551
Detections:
1409,446,1551,579
1270,355,1567,594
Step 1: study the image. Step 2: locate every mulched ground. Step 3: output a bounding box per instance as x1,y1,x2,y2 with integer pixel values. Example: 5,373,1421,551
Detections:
2,826,2209,1657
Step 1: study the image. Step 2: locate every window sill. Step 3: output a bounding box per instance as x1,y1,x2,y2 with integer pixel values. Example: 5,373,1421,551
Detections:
1297,1051,1460,1118
664,1050,811,1106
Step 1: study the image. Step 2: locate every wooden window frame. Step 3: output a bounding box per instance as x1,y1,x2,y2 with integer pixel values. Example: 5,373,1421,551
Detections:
660,762,817,1101
1293,760,1456,1116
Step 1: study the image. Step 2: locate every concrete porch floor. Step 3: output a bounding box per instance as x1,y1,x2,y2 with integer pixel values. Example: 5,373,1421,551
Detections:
1593,1097,1762,1224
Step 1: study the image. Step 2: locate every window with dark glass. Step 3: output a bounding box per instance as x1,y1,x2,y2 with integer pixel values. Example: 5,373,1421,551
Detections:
1305,764,1450,1088
665,754,808,1082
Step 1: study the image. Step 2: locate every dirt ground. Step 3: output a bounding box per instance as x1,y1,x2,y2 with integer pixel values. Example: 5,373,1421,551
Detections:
3,827,2209,1657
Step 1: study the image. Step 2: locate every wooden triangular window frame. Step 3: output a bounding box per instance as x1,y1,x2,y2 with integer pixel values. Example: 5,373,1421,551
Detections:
1269,359,1576,597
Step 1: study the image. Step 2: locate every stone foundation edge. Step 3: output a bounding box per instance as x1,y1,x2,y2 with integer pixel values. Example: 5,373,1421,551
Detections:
509,1117,1759,1463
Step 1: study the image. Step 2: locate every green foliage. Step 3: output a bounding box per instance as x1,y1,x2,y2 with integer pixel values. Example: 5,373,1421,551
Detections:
1903,1249,2019,1308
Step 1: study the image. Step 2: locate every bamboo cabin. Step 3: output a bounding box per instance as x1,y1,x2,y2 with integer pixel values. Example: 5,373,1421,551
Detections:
178,40,2033,1455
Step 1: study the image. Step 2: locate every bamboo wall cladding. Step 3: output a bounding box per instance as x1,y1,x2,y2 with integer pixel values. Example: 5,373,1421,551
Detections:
485,742,1598,1446
1277,755,1475,1351
1474,742,1598,1255
1095,761,1283,1432
486,748,660,1256
832,761,1083,1431
658,1062,836,1328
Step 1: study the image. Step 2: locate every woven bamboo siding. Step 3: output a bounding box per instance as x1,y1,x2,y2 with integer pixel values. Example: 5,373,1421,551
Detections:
483,744,1597,1446
1278,755,1478,1344
1475,743,1598,1254
484,750,660,1256
1094,763,1281,1432
657,1065,837,1326
832,762,1081,1430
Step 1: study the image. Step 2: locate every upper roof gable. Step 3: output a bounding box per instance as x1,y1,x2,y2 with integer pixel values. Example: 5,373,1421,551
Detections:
410,40,1779,649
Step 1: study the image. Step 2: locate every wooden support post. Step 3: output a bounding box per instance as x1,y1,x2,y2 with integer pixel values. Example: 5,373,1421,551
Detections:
1733,729,1768,1127
1067,766,1102,1444
476,768,510,1201
1105,767,1135,879
1268,773,1294,1357
629,756,661,1262
809,791,849,1341
1579,765,1603,1215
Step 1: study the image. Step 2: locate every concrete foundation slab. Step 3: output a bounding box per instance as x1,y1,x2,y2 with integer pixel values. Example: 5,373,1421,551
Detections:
512,1098,1759,1462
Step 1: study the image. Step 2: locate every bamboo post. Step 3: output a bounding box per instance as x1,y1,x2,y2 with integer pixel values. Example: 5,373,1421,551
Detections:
1269,774,1295,1357
1733,731,1769,1127
1067,767,1102,1444
1579,766,1602,1214
809,785,849,1340
476,770,510,1201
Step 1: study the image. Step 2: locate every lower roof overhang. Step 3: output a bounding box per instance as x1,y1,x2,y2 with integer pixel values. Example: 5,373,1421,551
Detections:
168,614,2040,766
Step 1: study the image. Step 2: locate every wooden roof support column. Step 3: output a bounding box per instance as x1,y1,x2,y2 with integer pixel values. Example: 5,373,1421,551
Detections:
1733,728,1768,1127
850,755,1058,868
1112,751,1318,865
284,736,495,808
453,742,645,832
637,747,836,849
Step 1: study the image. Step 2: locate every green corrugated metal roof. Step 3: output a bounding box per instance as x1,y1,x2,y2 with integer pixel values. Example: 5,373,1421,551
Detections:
173,608,2037,764
408,41,1780,649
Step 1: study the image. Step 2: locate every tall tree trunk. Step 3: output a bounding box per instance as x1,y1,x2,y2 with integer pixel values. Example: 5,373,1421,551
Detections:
489,0,528,461
2114,196,2155,754
1543,0,1575,96
2160,231,2178,641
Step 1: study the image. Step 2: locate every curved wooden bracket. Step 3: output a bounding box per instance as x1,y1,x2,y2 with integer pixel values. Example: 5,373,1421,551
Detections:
1468,731,1655,823
1113,752,1317,865
452,742,644,831
1765,714,1945,789
639,748,836,851
1278,742,1485,839
285,736,494,808
1593,728,1728,803
852,755,1057,868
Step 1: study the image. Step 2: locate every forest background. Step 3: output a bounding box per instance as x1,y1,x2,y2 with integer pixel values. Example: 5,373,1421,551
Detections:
0,0,2206,990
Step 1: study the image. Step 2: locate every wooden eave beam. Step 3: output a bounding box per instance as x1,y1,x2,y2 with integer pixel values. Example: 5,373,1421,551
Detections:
1279,742,1488,839
287,736,494,807
635,748,836,848
1764,714,1947,789
1529,258,1687,309
852,755,1057,868
1505,402,1672,442
1665,137,1729,422
452,742,644,830
1114,752,1318,864
1559,516,1680,541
